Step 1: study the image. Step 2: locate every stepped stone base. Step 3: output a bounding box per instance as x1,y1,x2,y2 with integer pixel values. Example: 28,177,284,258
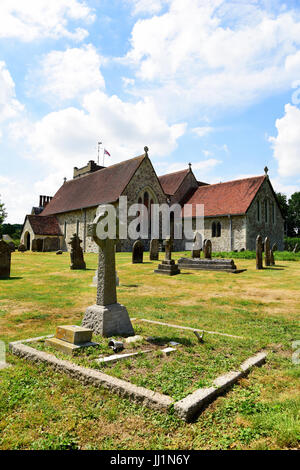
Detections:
82,303,135,337
178,257,241,273
154,259,180,276
46,325,97,355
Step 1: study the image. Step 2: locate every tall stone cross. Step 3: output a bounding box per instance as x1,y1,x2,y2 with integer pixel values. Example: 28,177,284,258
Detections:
82,205,134,337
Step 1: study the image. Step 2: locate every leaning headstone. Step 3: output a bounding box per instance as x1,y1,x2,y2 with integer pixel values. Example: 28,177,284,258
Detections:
192,232,202,259
272,243,278,252
132,240,144,263
256,235,263,269
154,237,180,276
293,243,299,253
82,205,134,337
203,239,212,259
150,238,159,261
265,237,271,267
69,234,86,270
18,244,26,252
0,240,11,278
8,242,15,253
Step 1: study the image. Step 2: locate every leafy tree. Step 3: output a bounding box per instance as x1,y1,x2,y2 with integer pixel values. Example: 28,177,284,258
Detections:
276,192,289,219
0,195,7,230
288,192,300,235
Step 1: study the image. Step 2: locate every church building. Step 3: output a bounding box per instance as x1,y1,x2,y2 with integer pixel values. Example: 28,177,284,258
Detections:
21,147,284,252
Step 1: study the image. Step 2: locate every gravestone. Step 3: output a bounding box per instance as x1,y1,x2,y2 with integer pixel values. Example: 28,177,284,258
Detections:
256,235,263,269
69,234,86,270
154,237,180,276
43,237,60,252
192,232,202,259
203,239,212,259
32,239,43,252
293,243,299,253
270,249,275,266
272,243,278,252
265,237,271,267
132,240,144,263
150,238,159,261
18,244,26,252
0,240,11,278
8,242,15,253
82,205,134,337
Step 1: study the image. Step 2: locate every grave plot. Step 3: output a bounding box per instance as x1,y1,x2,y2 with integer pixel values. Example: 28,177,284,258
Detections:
15,320,266,418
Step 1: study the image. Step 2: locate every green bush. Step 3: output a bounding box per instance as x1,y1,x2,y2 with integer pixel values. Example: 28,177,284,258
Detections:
285,237,300,251
212,250,300,261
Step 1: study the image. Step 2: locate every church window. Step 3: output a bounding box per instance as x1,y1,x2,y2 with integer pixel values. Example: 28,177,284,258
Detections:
64,221,67,237
212,222,216,237
76,220,80,235
216,222,221,237
272,202,275,224
257,200,260,222
264,200,268,223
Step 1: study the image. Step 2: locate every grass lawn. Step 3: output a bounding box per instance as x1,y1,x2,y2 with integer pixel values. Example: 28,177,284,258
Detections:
0,251,299,450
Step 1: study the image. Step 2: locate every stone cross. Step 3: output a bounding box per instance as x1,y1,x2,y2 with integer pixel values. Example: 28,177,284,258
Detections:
256,235,263,269
82,205,134,337
264,237,271,267
203,239,212,259
192,232,202,259
0,240,11,278
150,238,159,261
164,237,173,261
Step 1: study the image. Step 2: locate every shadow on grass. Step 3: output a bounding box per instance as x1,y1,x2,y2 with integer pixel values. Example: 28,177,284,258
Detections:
122,284,139,288
0,277,23,280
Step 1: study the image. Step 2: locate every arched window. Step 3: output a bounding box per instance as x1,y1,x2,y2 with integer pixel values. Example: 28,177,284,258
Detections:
257,200,260,222
216,222,221,237
212,222,216,238
144,191,149,209
264,199,268,223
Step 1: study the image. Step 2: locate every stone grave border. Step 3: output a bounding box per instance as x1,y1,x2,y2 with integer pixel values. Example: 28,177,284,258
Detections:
9,335,266,422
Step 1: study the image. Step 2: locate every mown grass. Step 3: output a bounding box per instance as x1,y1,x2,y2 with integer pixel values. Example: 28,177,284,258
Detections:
0,251,299,450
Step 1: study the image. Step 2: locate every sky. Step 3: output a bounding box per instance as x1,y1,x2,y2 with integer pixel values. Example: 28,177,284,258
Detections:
0,0,300,223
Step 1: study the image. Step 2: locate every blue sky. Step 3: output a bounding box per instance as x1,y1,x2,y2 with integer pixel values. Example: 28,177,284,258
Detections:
0,0,300,223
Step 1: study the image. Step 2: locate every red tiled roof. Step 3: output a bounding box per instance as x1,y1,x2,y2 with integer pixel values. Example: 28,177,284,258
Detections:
159,169,190,195
183,175,266,217
41,155,145,216
27,215,62,235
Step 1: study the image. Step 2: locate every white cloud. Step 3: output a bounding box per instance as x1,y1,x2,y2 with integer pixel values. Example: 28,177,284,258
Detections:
0,176,33,224
0,0,94,42
11,90,186,179
123,0,300,118
192,126,214,137
269,103,300,178
127,0,168,15
29,45,105,103
0,62,23,138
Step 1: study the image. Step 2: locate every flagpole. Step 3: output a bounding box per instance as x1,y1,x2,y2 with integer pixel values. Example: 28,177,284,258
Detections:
97,141,102,165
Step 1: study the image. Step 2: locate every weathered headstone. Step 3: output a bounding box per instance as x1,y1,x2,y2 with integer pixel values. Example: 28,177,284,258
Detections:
150,238,159,261
154,237,180,275
69,234,86,270
43,237,60,252
293,243,299,253
32,238,43,252
192,232,202,259
265,237,271,267
0,240,11,278
272,243,278,252
270,249,275,266
82,205,134,337
203,239,212,259
8,242,15,253
18,244,26,252
256,235,263,269
132,240,144,263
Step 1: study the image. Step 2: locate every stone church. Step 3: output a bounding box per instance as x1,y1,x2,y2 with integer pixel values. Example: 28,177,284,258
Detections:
21,147,284,252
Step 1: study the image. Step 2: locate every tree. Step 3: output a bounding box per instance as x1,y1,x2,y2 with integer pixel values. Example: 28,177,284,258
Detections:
276,192,289,219
288,192,300,235
0,195,7,227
